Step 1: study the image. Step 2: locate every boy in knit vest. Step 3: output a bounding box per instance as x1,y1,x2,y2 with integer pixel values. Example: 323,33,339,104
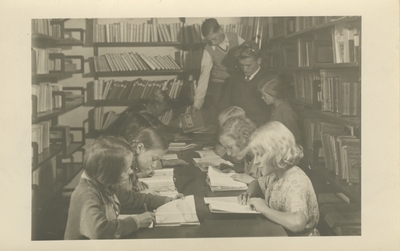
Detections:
189,18,244,124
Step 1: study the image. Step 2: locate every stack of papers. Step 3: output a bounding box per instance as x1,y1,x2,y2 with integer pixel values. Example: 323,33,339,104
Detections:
154,195,200,227
204,197,260,214
207,166,247,192
139,169,178,197
193,150,233,172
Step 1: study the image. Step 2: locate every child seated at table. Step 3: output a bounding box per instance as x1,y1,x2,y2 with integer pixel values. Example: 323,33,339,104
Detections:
214,106,246,158
64,135,183,240
218,116,262,184
238,121,319,236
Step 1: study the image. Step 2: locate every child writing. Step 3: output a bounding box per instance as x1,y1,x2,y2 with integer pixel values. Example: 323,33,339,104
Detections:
64,135,183,240
258,74,301,144
238,121,319,236
218,116,262,184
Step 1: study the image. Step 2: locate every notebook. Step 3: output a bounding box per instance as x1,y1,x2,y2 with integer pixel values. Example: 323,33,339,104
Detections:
207,166,248,192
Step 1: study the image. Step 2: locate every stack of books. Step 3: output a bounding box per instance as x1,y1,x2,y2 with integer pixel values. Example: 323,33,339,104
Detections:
332,23,361,63
32,121,51,154
32,48,63,74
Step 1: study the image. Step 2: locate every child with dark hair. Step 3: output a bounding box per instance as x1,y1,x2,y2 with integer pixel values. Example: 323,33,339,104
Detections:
219,41,271,127
189,18,244,124
64,135,183,240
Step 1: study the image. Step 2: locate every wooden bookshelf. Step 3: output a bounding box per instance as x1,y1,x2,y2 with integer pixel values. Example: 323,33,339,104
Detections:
32,33,84,47
32,100,84,124
313,110,361,128
94,42,182,47
32,145,64,171
84,98,192,107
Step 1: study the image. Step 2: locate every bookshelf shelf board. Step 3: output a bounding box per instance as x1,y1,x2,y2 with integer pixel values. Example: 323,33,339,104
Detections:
32,33,84,46
94,70,184,77
32,101,83,124
313,62,360,69
285,67,315,71
267,34,285,42
312,167,361,204
313,110,361,127
85,98,193,107
312,16,361,31
32,145,64,171
32,73,74,81
61,142,86,158
284,27,314,39
94,42,183,47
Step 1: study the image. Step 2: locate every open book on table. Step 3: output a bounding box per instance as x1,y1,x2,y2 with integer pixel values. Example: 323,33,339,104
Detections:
207,166,248,192
204,196,260,214
154,195,200,227
139,169,178,197
193,150,233,172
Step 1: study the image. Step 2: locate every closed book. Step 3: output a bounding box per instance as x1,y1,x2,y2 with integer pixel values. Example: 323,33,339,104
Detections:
179,109,205,133
346,146,361,184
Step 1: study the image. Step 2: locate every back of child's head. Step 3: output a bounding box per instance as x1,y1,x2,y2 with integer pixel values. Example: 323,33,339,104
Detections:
112,112,151,141
218,106,246,126
250,121,303,170
201,18,220,37
219,116,256,150
84,135,133,186
130,127,169,152
258,74,290,100
148,88,171,109
234,41,261,60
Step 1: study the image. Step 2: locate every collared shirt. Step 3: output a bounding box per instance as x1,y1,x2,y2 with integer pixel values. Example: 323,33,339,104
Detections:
193,33,245,109
246,66,261,81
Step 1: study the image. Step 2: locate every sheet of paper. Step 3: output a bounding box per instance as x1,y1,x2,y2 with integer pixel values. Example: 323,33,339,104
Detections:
118,214,154,228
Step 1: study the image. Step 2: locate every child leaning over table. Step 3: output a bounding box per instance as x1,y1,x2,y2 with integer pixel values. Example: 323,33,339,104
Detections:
64,135,183,240
238,121,320,236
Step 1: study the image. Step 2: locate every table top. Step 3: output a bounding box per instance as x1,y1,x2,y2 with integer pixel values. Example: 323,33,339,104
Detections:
125,148,288,238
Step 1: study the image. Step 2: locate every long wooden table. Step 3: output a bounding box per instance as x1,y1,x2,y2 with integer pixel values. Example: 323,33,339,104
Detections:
126,148,288,238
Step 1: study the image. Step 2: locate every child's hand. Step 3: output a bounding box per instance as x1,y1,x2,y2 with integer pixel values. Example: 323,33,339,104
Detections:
248,198,266,212
136,212,155,228
214,144,227,157
231,173,255,184
238,191,253,205
132,180,149,192
172,193,185,200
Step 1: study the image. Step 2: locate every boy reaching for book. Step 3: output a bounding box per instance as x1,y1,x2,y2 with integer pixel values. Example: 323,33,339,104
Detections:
238,121,319,236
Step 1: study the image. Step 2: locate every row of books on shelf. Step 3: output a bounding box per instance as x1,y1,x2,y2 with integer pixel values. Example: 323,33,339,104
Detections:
32,83,63,113
32,19,62,38
93,52,181,72
32,123,72,154
303,119,360,184
175,49,202,70
332,24,361,64
93,20,184,43
91,77,184,100
32,48,63,74
293,71,320,104
320,69,360,115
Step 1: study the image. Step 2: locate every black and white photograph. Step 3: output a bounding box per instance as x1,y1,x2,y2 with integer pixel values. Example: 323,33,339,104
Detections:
1,0,399,250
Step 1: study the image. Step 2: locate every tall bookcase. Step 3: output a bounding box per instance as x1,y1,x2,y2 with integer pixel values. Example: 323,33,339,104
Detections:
255,16,362,235
84,18,204,137
31,19,86,240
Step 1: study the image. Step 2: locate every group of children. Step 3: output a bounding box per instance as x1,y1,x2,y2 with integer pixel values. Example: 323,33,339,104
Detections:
63,18,320,240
